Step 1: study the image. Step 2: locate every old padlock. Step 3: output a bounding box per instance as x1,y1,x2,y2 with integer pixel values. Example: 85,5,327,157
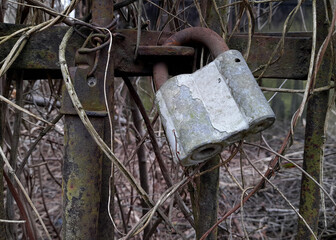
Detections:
153,27,275,166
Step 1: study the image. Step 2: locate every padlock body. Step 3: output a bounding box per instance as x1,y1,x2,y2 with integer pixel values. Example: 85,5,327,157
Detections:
156,50,275,166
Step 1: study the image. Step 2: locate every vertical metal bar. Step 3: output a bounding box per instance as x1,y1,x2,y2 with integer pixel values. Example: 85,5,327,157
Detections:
61,59,107,240
191,156,220,240
91,0,114,26
296,2,332,240
91,1,115,239
62,0,114,239
62,116,104,239
98,117,114,240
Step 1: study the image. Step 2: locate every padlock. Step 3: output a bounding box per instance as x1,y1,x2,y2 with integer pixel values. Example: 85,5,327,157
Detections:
153,28,275,166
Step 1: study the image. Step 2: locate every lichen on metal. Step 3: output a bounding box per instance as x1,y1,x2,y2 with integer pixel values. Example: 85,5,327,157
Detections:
62,116,104,239
155,50,275,166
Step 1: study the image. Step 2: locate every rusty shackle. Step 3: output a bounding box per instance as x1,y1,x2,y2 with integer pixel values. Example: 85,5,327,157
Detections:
153,27,229,90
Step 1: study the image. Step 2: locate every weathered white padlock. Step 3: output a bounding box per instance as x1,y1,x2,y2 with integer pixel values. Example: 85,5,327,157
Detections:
153,28,275,166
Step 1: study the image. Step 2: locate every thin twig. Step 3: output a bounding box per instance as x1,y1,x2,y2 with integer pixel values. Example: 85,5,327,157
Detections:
146,0,192,27
240,186,254,240
134,0,143,59
0,219,26,223
122,76,195,227
261,84,334,93
123,170,197,239
244,142,336,209
16,113,62,175
37,165,61,239
0,147,51,240
3,170,36,240
0,95,53,126
242,147,318,240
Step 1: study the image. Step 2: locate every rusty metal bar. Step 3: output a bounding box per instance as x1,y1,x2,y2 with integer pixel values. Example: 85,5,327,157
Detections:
62,115,104,239
61,61,108,240
0,23,312,79
61,0,114,238
162,27,229,57
191,156,220,240
90,1,115,239
137,46,195,56
90,0,115,238
296,3,332,240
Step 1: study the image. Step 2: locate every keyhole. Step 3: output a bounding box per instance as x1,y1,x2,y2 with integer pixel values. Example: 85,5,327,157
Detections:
87,77,97,87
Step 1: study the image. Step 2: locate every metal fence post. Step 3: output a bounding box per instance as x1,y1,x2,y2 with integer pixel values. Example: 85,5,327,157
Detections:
296,2,332,239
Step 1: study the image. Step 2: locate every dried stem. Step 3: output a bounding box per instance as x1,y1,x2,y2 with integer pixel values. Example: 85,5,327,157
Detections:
0,147,51,240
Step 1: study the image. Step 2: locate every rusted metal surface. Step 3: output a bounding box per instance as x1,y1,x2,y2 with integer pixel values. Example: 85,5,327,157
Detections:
61,58,108,240
191,156,220,240
153,27,228,89
91,2,115,239
138,46,195,56
0,23,81,79
229,32,311,79
92,0,114,27
152,62,169,90
61,1,115,238
113,29,195,76
61,54,107,115
62,115,104,240
162,27,229,57
0,23,312,79
61,58,107,117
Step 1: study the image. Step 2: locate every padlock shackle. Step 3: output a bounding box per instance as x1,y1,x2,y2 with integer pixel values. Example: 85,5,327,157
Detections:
164,27,229,57
153,27,229,89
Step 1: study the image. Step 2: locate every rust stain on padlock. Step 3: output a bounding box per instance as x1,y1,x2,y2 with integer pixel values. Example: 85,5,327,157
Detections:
154,27,275,166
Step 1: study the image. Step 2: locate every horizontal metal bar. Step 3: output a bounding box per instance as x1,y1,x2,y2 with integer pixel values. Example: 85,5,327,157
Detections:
137,46,195,56
0,23,312,79
229,33,311,79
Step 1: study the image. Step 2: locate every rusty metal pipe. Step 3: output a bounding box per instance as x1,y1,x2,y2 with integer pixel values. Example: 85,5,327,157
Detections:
153,62,169,90
163,27,229,57
153,27,229,89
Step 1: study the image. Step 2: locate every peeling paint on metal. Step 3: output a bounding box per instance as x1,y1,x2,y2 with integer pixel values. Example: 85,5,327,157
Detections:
175,59,248,133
